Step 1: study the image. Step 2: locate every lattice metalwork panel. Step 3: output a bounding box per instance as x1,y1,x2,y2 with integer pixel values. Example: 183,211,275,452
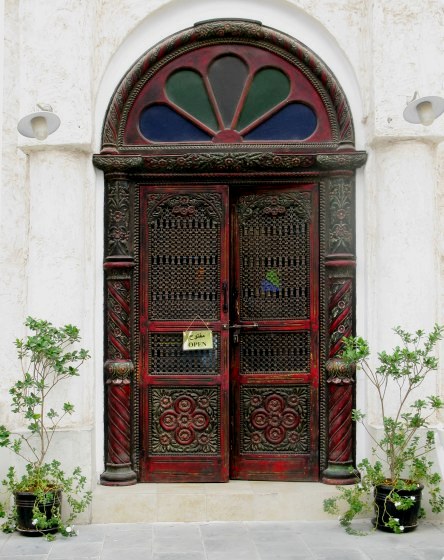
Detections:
238,194,311,320
149,387,220,455
149,332,220,375
240,385,310,454
147,193,221,320
240,331,310,374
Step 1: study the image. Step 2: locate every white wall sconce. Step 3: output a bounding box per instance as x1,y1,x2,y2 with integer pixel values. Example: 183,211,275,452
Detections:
403,93,444,126
17,103,61,140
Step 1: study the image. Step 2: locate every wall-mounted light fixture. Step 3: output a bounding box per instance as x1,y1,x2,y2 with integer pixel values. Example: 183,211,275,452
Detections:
17,103,61,140
403,93,444,126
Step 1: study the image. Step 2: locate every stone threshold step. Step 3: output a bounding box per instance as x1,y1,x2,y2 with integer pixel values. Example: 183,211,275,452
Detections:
91,480,340,523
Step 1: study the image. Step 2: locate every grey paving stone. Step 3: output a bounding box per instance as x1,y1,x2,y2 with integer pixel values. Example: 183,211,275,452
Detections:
202,534,254,548
254,539,313,559
102,531,152,551
205,549,260,560
72,525,106,543
203,536,256,552
153,536,204,554
423,549,444,560
153,523,201,539
311,549,369,560
204,537,260,560
2,521,444,560
0,557,49,560
104,523,153,535
153,554,206,560
249,530,307,544
200,521,249,539
0,536,53,556
256,548,314,559
49,558,100,560
102,548,153,560
246,521,303,534
358,548,423,560
47,541,102,559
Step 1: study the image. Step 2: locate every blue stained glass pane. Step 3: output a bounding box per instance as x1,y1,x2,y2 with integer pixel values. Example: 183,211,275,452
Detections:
244,103,317,140
139,105,212,142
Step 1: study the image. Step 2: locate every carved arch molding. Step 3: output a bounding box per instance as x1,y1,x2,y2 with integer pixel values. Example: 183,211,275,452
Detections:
93,19,366,485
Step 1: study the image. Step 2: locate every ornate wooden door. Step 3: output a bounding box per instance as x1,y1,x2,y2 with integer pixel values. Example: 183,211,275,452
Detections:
139,185,230,482
230,185,319,480
139,183,319,482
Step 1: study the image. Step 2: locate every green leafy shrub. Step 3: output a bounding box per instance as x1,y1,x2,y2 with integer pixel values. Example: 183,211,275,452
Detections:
324,325,444,534
0,317,92,539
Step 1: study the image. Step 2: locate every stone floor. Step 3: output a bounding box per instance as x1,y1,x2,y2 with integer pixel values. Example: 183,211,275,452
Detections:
0,520,443,560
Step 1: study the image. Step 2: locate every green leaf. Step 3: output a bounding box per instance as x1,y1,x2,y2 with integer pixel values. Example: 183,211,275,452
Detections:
63,402,75,414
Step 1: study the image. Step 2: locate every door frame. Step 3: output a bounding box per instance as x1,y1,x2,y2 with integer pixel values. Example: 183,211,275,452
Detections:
93,19,367,486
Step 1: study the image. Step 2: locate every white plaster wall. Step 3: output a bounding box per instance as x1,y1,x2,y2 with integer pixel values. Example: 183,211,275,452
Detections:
362,140,441,434
0,0,98,490
17,0,96,150
371,1,444,140
0,0,443,517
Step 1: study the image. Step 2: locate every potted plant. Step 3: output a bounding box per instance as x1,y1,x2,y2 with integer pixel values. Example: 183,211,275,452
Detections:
324,324,444,534
0,317,92,539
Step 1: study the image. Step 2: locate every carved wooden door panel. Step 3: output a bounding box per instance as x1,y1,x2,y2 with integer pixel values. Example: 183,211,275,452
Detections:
139,185,230,482
230,185,319,480
139,183,319,482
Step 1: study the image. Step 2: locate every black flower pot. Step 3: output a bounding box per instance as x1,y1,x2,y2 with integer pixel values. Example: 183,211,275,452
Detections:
15,490,62,536
373,482,423,533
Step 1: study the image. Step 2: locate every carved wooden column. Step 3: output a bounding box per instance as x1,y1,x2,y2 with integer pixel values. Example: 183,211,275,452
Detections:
322,175,358,485
101,172,137,485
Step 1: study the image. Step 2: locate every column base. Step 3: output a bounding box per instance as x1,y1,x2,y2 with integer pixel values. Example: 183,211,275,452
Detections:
100,463,137,486
321,461,359,485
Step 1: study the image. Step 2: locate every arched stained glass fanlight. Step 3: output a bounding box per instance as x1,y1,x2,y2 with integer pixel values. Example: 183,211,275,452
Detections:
126,44,332,145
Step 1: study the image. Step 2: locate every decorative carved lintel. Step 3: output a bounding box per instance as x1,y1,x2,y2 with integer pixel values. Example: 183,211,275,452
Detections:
94,151,367,175
317,152,367,170
94,155,143,172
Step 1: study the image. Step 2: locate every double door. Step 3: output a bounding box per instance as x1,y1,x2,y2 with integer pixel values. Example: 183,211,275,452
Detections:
139,184,319,482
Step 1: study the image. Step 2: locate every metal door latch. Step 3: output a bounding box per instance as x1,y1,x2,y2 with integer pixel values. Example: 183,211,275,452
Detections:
223,323,259,344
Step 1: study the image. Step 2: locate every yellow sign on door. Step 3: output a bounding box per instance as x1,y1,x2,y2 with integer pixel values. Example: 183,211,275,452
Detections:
183,330,213,351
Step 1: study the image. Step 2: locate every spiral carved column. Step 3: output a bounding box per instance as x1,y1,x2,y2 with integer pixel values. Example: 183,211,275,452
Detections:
101,173,137,485
322,175,358,485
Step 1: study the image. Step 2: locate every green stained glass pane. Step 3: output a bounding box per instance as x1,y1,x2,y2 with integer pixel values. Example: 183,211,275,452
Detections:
236,68,290,131
166,70,218,132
